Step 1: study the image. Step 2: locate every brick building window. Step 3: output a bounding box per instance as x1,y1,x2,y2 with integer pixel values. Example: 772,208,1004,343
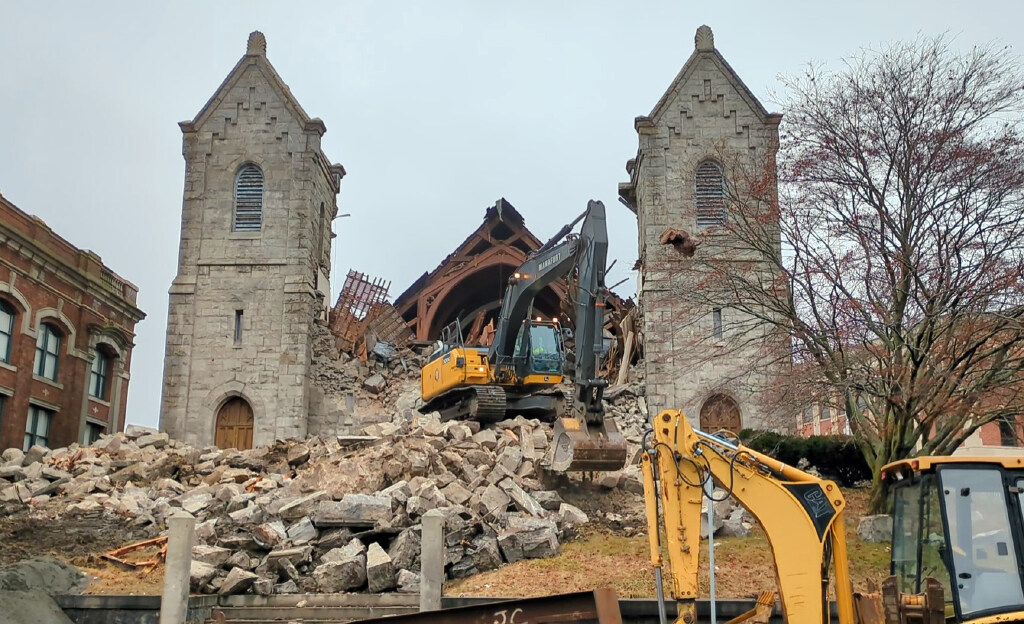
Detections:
24,405,52,450
0,300,13,364
999,416,1018,447
695,160,726,228
85,422,104,445
34,323,61,381
89,349,110,400
233,164,264,232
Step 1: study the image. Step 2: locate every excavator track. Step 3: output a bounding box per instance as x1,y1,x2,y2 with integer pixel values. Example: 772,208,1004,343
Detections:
421,385,507,423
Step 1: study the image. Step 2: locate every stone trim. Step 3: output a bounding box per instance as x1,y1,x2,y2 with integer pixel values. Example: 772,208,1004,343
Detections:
28,396,62,412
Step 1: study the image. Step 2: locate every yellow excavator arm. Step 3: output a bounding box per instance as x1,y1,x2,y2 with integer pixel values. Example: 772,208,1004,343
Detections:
641,409,856,624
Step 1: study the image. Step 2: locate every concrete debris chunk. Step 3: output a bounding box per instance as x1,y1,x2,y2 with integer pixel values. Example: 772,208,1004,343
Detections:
312,493,391,528
191,545,232,567
365,542,397,592
190,560,218,591
396,569,420,593
313,538,367,592
219,567,258,595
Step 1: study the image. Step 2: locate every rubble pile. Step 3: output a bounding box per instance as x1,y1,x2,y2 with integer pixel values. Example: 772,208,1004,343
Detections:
0,404,648,596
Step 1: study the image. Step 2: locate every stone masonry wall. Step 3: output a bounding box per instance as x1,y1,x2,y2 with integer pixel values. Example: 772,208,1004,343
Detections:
630,27,784,431
161,33,340,448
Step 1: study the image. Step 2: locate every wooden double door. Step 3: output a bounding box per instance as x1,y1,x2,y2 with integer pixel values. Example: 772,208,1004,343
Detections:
215,397,254,450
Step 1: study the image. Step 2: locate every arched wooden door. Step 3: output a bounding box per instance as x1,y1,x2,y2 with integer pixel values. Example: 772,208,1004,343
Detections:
699,394,742,434
215,397,254,450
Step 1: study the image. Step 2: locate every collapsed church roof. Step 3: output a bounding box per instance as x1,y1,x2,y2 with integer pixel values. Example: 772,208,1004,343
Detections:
394,198,569,342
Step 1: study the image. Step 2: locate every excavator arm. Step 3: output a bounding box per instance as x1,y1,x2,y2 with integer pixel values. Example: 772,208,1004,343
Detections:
641,410,856,624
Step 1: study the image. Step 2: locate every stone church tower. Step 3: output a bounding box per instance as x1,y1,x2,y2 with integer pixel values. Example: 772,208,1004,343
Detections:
161,32,345,449
619,26,784,432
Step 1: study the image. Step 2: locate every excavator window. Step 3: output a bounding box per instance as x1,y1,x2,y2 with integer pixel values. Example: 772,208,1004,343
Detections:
937,466,1024,619
529,322,562,374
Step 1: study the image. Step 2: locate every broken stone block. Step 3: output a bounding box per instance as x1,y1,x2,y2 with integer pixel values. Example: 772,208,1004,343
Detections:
597,472,620,489
228,504,265,526
469,534,502,572
405,496,430,518
396,569,420,593
365,542,397,592
251,521,288,549
195,518,218,542
499,478,545,517
219,567,258,595
557,503,589,527
441,482,472,507
225,551,254,571
278,491,329,521
718,508,751,538
178,490,214,515
532,490,564,512
316,527,354,551
190,560,218,591
192,545,232,567
497,516,559,563
312,493,391,528
476,483,511,518
313,538,367,592
496,446,523,473
274,580,299,594
388,526,421,572
136,432,170,449
266,545,313,567
253,577,274,596
124,425,157,439
275,557,301,582
22,445,47,466
379,480,411,509
1,448,25,466
287,443,311,467
362,373,387,394
286,517,317,545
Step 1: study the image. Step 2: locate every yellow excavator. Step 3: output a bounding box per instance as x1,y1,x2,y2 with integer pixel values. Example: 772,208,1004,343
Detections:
419,200,626,472
642,409,1024,623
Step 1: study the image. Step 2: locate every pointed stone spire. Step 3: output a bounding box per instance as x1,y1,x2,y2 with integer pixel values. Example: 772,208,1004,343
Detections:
695,25,714,51
247,31,267,56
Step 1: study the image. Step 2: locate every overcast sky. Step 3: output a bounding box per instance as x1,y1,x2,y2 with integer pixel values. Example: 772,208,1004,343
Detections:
2,1,1022,429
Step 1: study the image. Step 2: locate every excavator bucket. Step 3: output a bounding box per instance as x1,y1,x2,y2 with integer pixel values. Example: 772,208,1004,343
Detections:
549,416,627,472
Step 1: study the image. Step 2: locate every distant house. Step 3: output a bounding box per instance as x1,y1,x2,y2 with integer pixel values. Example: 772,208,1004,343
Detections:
0,191,145,451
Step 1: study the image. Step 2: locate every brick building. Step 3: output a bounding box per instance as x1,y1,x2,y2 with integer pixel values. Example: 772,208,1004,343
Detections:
796,402,1024,456
0,192,145,451
160,32,345,449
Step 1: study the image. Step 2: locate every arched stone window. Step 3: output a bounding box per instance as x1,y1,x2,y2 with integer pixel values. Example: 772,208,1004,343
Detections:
233,164,264,232
0,299,14,364
695,160,726,228
34,322,62,381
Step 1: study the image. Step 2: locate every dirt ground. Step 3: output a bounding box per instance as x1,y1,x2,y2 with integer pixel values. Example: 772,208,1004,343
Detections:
446,487,890,599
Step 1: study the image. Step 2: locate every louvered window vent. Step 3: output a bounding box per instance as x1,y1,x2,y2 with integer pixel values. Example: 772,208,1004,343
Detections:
234,164,264,232
695,160,726,228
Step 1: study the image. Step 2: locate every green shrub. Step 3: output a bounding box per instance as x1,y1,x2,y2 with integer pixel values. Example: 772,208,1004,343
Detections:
738,429,871,487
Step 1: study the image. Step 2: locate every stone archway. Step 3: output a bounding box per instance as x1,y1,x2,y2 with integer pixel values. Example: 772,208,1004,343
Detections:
699,394,742,434
215,397,254,450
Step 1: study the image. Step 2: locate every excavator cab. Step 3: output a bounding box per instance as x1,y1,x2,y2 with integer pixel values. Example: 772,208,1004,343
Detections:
883,457,1024,623
511,319,564,380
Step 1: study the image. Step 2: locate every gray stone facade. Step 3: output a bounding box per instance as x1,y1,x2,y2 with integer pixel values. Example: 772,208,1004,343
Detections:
160,32,345,447
619,26,785,431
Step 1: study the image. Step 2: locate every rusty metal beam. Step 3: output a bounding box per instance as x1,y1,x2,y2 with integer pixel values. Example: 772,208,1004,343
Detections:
351,588,622,624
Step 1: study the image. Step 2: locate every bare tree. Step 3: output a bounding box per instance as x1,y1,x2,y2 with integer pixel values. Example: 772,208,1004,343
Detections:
688,35,1024,511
